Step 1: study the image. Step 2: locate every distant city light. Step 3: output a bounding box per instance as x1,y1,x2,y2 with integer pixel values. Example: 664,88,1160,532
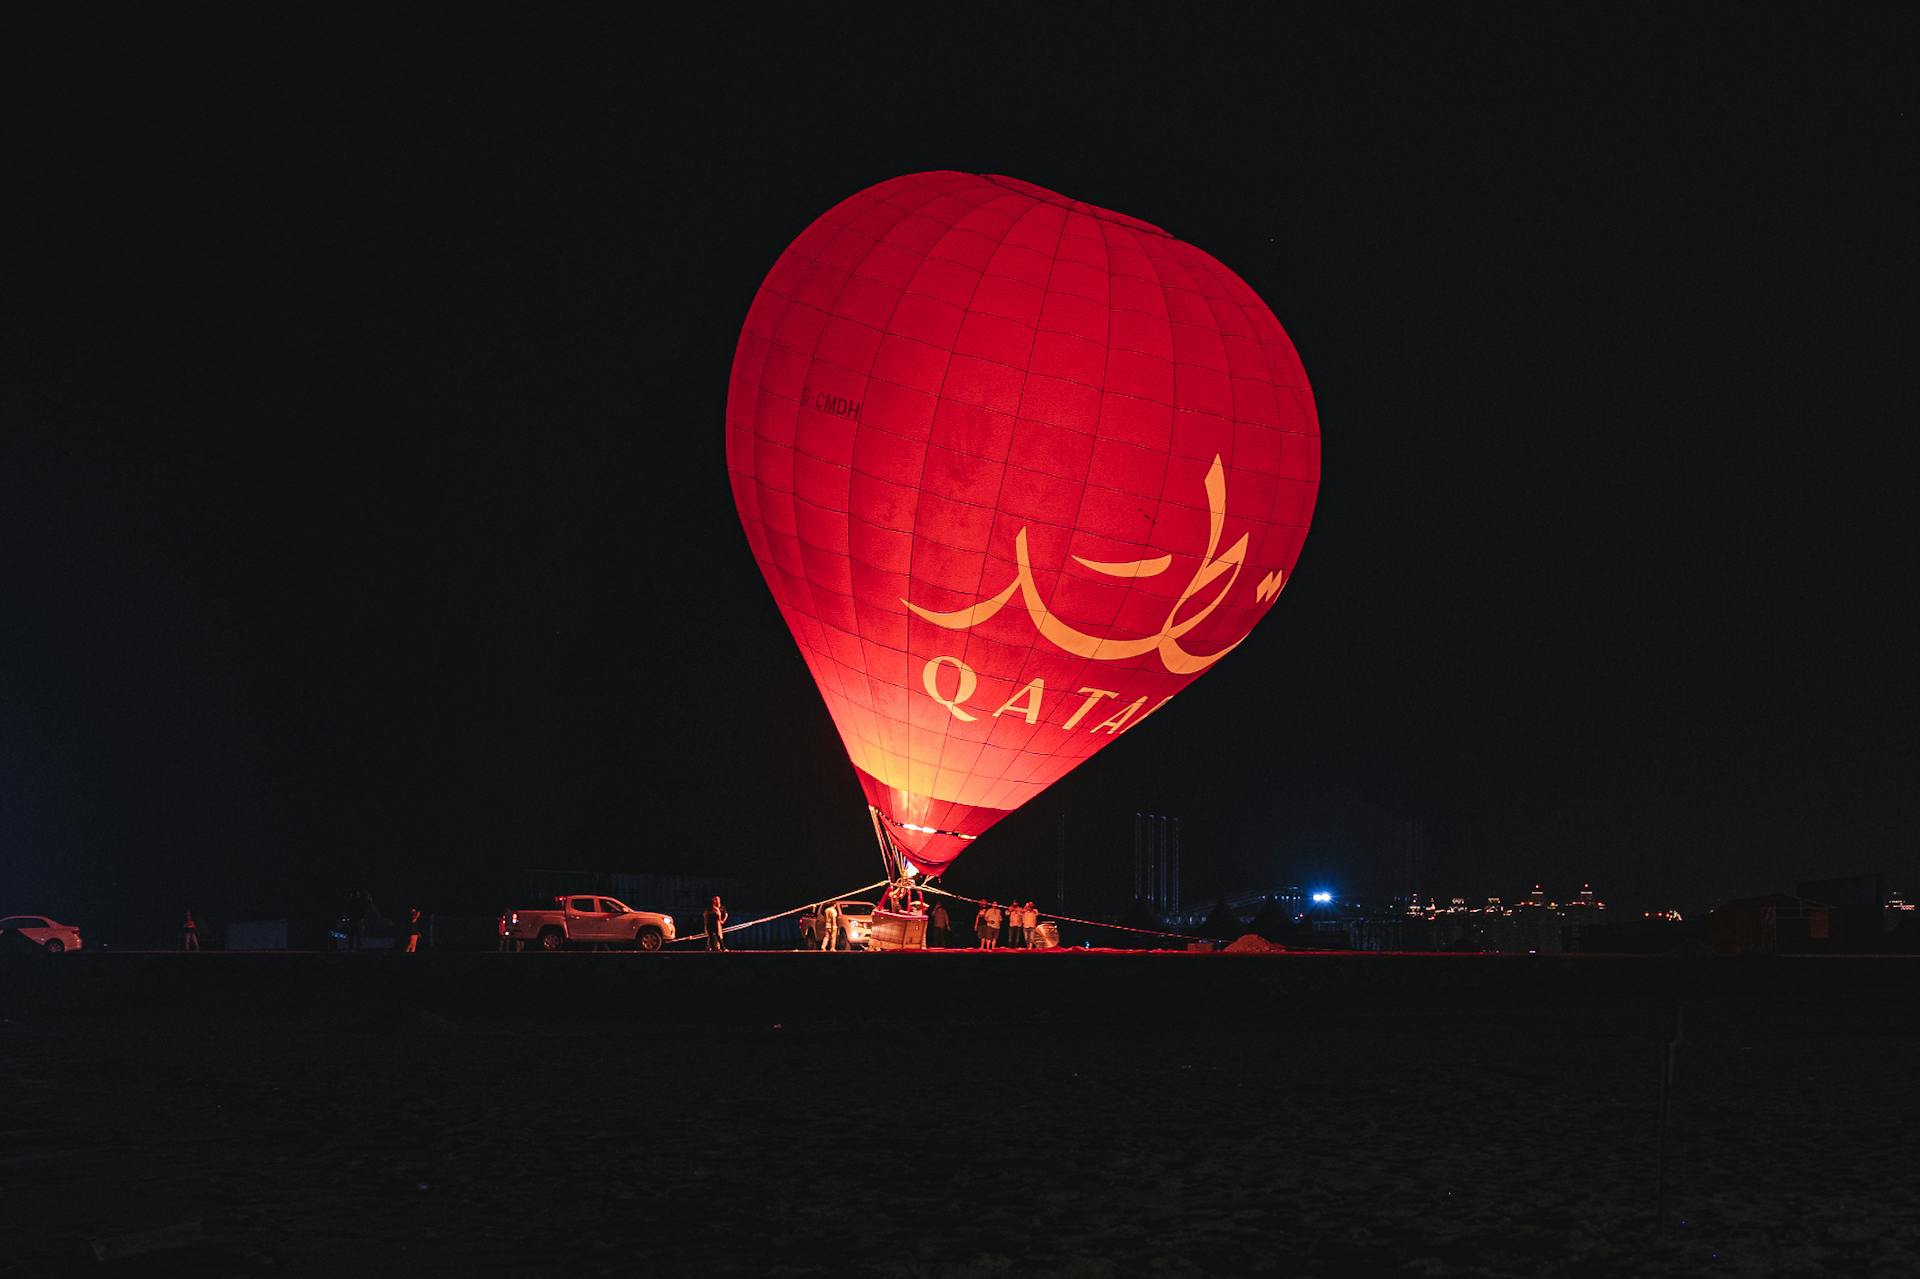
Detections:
1311,891,1333,904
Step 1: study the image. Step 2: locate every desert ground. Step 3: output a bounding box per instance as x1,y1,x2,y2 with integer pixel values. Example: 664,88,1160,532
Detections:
3,950,1915,1277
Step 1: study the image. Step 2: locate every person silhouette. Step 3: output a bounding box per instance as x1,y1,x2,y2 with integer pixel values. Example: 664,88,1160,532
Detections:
344,889,369,951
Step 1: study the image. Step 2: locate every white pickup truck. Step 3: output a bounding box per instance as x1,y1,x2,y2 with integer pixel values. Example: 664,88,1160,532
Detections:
499,896,676,952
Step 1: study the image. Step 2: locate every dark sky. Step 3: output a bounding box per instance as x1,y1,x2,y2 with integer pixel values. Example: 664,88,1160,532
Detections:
7,6,1914,942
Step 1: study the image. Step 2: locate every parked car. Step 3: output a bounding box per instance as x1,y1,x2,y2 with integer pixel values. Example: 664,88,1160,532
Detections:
327,906,395,951
796,900,874,950
0,915,83,952
500,896,676,951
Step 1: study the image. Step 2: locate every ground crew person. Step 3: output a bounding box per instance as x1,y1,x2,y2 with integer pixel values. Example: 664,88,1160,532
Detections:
821,900,841,951
704,896,728,951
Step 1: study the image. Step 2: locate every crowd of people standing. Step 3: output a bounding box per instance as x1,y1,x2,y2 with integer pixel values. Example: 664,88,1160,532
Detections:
972,900,1043,949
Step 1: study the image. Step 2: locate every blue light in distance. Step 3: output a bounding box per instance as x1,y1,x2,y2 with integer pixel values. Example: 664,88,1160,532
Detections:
1311,891,1333,905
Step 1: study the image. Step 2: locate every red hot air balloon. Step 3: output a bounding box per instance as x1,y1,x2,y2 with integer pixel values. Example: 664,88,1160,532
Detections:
726,172,1319,876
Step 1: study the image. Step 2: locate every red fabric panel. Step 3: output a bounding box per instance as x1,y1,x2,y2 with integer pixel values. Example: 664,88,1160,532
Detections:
727,173,1321,874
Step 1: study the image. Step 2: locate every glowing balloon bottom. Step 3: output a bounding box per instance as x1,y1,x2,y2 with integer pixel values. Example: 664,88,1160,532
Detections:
854,764,1005,877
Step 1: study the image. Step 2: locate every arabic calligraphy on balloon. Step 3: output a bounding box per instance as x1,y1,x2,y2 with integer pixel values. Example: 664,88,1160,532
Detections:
902,455,1278,675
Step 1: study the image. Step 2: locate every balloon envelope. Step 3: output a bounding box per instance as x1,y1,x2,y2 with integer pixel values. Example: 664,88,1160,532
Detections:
726,172,1319,874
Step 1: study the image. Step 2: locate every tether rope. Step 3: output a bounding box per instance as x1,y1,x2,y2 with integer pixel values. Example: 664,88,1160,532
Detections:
663,878,1212,948
915,883,1213,944
666,879,890,945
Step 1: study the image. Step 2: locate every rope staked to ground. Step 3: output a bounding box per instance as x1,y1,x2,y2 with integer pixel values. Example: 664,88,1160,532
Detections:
916,883,1212,944
666,879,889,946
667,878,1210,948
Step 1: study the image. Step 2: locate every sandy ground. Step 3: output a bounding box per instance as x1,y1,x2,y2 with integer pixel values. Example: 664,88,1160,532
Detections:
2,955,1916,1277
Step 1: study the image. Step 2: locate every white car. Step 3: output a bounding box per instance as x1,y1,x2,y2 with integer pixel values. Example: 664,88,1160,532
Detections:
797,900,874,949
499,896,677,951
1,915,83,953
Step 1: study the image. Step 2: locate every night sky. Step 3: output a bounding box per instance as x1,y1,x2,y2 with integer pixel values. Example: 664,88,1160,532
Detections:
8,7,1913,944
